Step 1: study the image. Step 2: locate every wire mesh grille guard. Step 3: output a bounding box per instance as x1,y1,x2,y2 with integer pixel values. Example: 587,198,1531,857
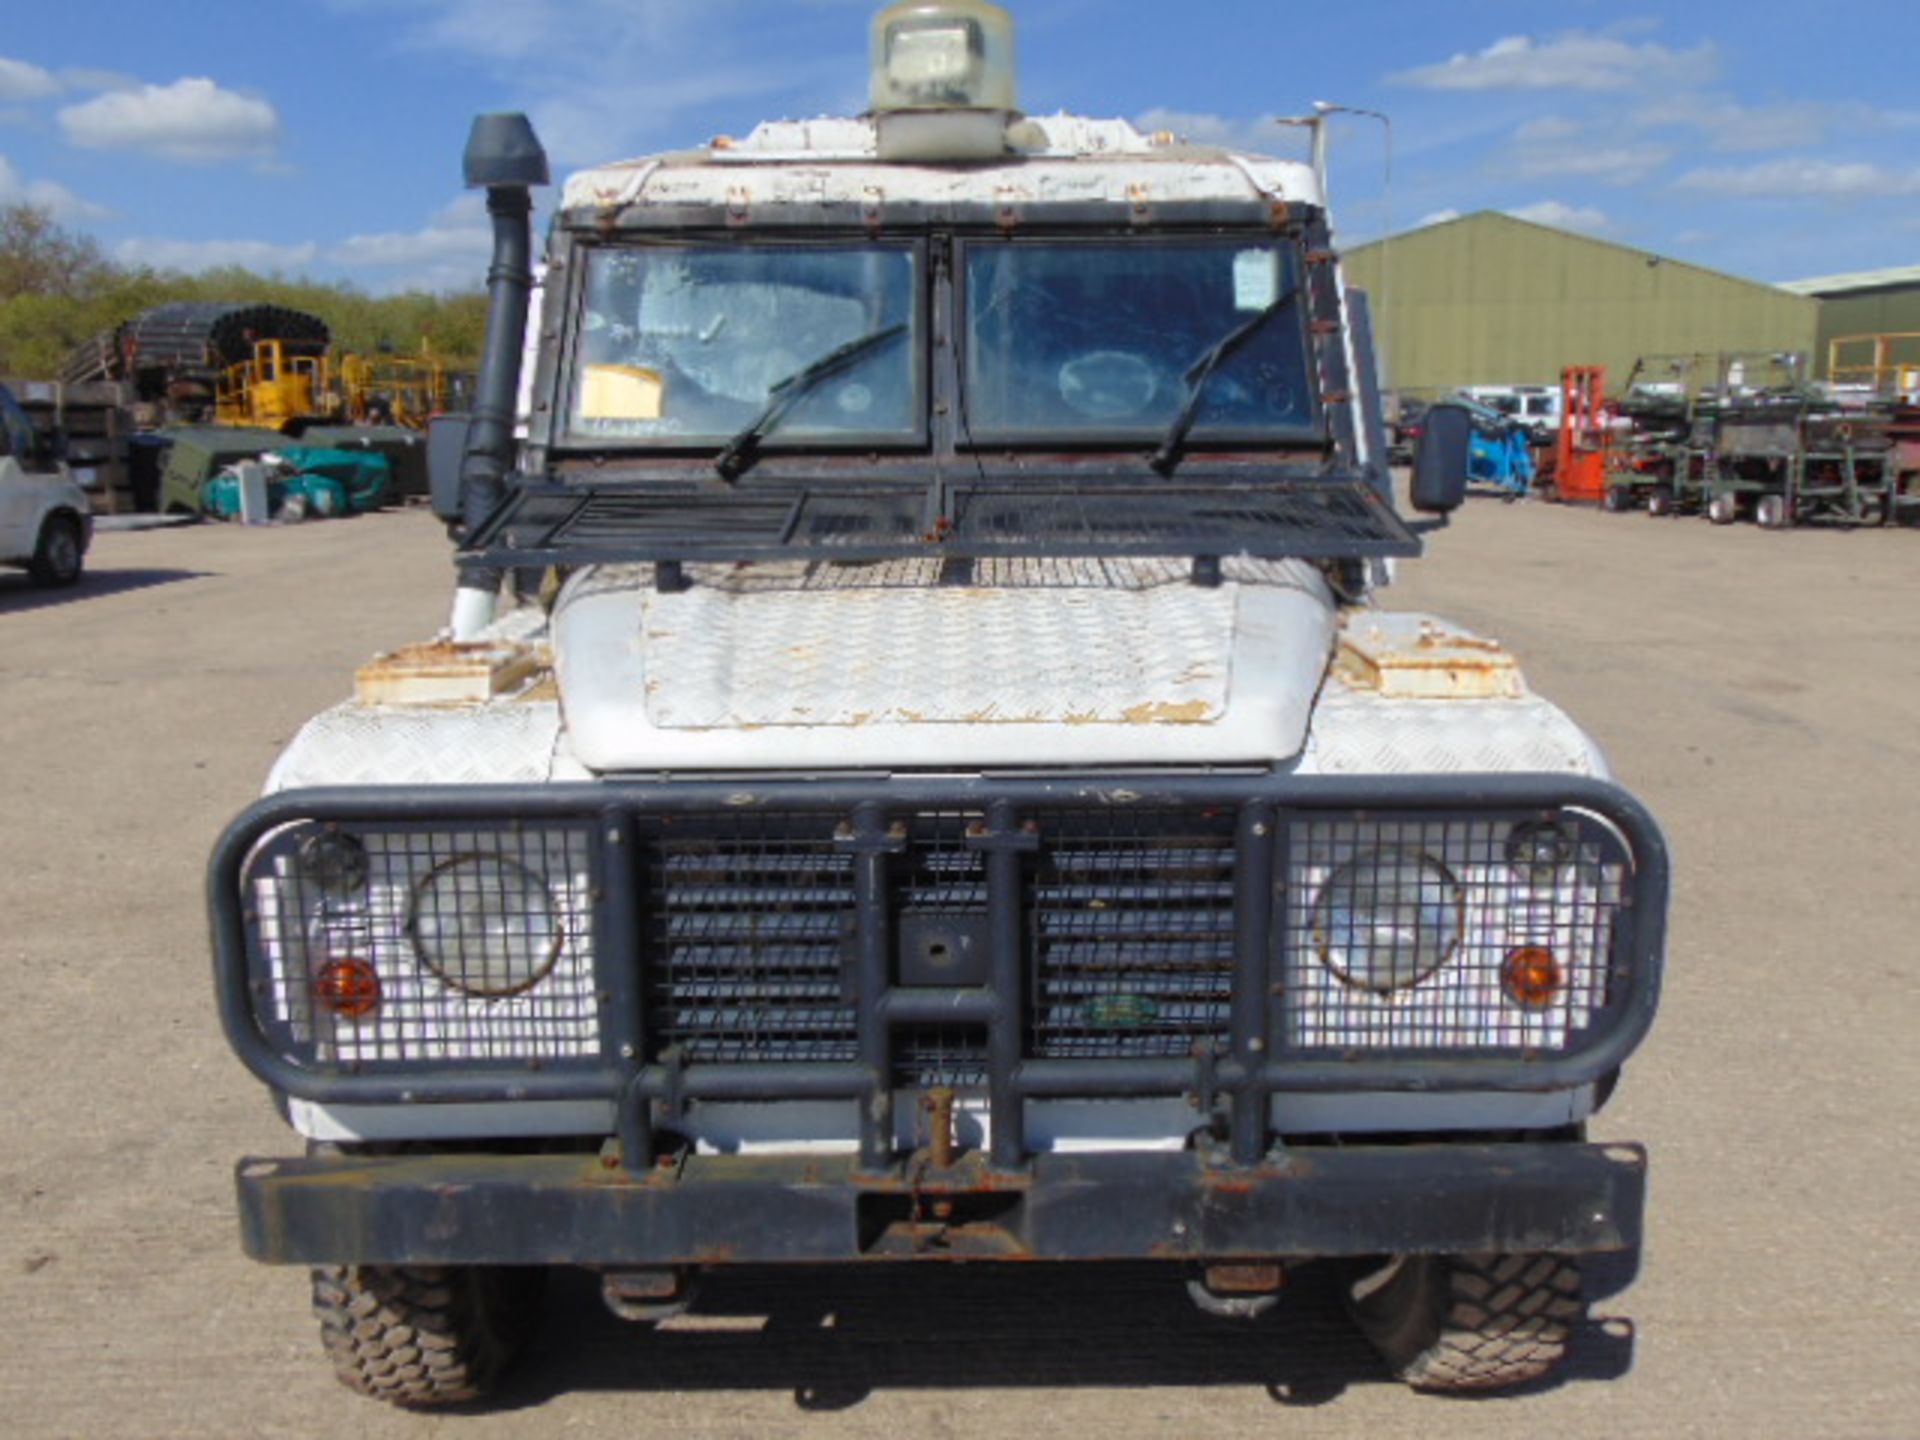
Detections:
646,813,1000,1085
1283,818,1626,1053
230,789,1657,1095
249,824,600,1068
647,818,861,1069
461,473,1421,568
1031,809,1238,1061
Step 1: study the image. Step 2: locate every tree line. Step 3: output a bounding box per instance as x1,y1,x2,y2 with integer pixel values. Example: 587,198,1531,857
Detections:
0,203,489,380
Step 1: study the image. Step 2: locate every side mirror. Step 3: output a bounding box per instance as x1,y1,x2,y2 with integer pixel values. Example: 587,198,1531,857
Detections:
428,412,475,523
1410,402,1472,514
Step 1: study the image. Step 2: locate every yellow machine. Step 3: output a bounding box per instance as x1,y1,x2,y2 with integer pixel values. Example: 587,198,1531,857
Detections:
214,339,449,431
213,339,333,428
338,349,449,428
1828,332,1920,398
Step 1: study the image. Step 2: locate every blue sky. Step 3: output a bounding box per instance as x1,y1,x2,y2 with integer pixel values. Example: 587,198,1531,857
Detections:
1,1,1914,293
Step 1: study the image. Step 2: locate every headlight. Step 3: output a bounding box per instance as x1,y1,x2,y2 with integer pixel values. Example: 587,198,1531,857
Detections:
251,822,598,1068
1312,849,1463,993
408,854,564,997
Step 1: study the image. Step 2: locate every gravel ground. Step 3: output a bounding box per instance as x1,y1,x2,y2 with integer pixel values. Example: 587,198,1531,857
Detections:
1,500,1914,1438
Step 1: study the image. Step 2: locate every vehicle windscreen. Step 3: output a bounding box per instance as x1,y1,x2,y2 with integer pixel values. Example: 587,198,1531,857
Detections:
961,239,1316,442
566,243,921,446
0,389,37,460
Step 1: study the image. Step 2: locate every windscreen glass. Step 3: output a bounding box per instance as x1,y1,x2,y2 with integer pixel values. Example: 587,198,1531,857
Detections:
962,239,1316,440
567,243,920,445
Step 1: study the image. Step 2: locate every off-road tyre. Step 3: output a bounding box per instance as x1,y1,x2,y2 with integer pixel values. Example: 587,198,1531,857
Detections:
1346,1252,1583,1393
1755,493,1791,530
1707,492,1739,525
27,513,83,587
311,1264,543,1407
1601,485,1632,513
1645,485,1674,518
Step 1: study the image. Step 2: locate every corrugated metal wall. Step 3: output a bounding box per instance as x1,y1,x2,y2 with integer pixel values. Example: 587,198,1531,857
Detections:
1809,286,1920,377
1341,212,1819,394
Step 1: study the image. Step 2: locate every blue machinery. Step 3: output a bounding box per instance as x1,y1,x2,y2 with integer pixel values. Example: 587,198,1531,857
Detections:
1453,394,1536,498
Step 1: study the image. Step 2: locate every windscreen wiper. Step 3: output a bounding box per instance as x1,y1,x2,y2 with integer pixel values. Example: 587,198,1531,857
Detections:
1148,288,1298,476
713,323,908,481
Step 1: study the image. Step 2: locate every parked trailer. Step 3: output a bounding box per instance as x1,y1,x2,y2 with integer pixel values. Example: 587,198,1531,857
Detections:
1598,352,1894,528
1704,393,1895,530
1603,355,1715,518
1828,333,1920,523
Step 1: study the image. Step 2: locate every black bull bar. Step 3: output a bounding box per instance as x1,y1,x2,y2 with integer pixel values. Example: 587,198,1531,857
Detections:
213,771,1664,1264
237,1143,1646,1266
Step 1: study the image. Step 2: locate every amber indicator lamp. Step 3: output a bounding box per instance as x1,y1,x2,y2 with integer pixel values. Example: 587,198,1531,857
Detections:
314,958,382,1019
1501,946,1563,1009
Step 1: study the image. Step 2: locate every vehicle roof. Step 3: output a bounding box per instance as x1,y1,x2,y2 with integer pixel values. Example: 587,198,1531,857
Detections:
560,114,1323,217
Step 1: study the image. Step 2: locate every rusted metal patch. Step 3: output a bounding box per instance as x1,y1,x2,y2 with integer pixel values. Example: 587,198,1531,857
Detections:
1333,613,1526,701
353,641,549,706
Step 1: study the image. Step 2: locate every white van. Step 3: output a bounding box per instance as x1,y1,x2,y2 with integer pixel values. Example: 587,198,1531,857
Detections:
1459,384,1562,443
0,384,90,587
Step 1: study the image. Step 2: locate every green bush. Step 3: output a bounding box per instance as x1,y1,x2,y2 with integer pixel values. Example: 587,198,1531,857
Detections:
0,203,487,379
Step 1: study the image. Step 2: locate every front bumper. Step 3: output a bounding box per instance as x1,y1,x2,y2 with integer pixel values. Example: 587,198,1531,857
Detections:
237,1141,1645,1266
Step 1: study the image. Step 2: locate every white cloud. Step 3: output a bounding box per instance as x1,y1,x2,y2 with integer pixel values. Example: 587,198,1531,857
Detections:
1415,209,1463,228
328,194,493,291
0,57,61,102
1131,107,1294,157
112,235,319,274
1673,158,1920,199
1506,200,1612,233
1638,95,1827,153
1391,32,1716,94
1507,119,1672,185
1514,116,1581,145
0,153,112,223
59,78,280,162
57,67,142,95
324,0,850,167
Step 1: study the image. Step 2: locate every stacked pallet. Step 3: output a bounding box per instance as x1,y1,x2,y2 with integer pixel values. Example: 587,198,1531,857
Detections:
4,378,137,514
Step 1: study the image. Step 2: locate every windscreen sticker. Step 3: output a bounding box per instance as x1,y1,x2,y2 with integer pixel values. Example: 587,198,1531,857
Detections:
1233,249,1280,312
580,364,665,421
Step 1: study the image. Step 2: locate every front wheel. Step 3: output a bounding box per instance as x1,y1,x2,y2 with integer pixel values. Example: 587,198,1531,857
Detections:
311,1264,543,1407
1755,493,1791,530
1346,1252,1582,1393
1645,485,1675,517
28,514,83,587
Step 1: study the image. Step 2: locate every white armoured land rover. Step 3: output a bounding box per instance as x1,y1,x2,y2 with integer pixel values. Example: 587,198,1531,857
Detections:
0,384,89,587
212,1,1666,1408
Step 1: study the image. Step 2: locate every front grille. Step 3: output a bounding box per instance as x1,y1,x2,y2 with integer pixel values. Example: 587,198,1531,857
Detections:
894,813,990,1086
231,787,1655,1101
642,810,1240,1080
1031,810,1238,1060
646,821,859,1065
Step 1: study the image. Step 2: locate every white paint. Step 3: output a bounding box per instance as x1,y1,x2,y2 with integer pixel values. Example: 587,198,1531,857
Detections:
553,557,1337,770
563,114,1321,215
448,584,498,640
289,1088,1594,1146
0,453,89,572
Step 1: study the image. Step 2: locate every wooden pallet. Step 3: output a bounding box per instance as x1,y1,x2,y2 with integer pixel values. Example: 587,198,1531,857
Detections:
4,377,138,514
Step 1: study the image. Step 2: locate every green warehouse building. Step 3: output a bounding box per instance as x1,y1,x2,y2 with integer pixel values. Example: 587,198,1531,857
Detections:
1341,211,1819,395
1780,266,1920,383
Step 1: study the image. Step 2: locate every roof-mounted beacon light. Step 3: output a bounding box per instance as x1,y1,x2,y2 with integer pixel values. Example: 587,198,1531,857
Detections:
870,1,1018,162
